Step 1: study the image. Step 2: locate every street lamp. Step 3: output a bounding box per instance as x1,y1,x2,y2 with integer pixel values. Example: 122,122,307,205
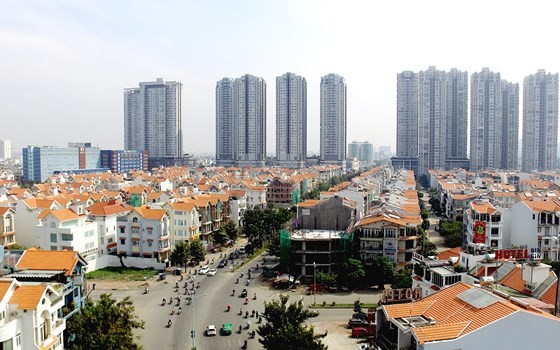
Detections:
190,293,207,350
313,262,316,306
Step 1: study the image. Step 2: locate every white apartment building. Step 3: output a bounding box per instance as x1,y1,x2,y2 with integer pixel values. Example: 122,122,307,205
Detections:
470,68,502,171
501,81,520,170
0,279,65,350
0,140,11,160
124,78,183,158
276,72,307,168
165,201,200,244
233,74,267,167
522,70,559,172
14,198,63,248
511,198,560,260
464,199,505,250
320,73,347,167
445,68,469,167
215,78,235,166
118,206,171,264
36,202,99,264
396,71,418,159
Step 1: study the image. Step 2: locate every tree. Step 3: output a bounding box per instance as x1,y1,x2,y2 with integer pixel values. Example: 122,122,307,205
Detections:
189,240,206,262
418,228,437,257
392,268,412,289
341,258,365,289
67,294,144,350
170,241,190,269
420,210,429,220
444,231,463,247
224,220,239,241
421,219,430,230
370,256,395,290
258,294,327,350
212,226,229,246
315,271,337,287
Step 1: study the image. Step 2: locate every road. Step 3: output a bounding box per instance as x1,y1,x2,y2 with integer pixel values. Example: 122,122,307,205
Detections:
420,190,446,252
89,249,378,349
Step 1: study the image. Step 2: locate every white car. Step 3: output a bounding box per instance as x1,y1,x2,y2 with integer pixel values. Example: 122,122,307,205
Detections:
198,265,210,275
206,324,217,336
207,268,217,276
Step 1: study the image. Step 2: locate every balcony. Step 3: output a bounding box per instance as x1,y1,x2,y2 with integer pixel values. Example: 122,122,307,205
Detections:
53,318,66,336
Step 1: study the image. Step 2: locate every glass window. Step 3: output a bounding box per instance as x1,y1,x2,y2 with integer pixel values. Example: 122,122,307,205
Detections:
61,234,73,241
50,233,57,243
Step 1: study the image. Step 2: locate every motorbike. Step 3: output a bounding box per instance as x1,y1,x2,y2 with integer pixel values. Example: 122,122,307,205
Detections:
232,289,236,296
235,278,239,284
196,282,200,288
171,307,175,315
169,297,173,305
227,304,231,312
143,288,149,294
246,279,250,286
245,297,249,305
253,293,257,300
249,331,256,339
161,299,166,306
178,307,182,315
246,320,251,329
243,340,248,349
167,319,172,328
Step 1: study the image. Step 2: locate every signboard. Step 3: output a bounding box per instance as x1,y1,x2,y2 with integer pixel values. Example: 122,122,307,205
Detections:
494,248,538,260
383,240,397,261
381,287,422,304
473,221,486,244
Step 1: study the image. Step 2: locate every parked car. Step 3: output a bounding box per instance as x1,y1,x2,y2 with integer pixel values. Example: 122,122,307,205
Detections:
207,268,217,276
199,265,210,275
222,323,232,335
348,318,369,328
351,327,369,338
308,310,320,318
352,312,368,321
206,325,217,336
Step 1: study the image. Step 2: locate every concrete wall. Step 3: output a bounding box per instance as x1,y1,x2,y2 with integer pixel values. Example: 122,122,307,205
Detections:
300,197,354,231
510,202,537,248
85,254,166,271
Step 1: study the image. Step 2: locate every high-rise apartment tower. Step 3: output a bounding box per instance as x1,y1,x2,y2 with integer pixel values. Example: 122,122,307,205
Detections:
320,74,347,167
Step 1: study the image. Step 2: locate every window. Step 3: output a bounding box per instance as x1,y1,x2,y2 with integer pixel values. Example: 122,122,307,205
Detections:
132,241,139,246
148,241,153,247
16,333,21,346
50,222,56,228
120,227,125,233
120,238,125,244
50,246,57,251
61,234,73,241
50,233,57,243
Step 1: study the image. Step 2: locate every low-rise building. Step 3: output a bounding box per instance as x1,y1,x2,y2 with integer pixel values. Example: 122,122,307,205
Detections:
0,207,16,247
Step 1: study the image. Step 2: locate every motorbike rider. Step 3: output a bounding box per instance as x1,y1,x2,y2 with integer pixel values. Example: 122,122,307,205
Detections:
162,298,166,305
168,319,172,327
178,307,182,314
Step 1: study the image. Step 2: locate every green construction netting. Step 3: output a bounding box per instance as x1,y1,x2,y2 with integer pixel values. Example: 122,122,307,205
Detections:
280,229,291,266
339,231,354,260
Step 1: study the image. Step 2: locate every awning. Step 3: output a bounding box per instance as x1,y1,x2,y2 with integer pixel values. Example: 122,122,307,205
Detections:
107,242,117,248
131,237,140,241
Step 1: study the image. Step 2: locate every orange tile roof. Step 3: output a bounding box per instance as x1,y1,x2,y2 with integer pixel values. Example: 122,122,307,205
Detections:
169,201,196,212
523,199,560,213
0,207,11,216
38,209,79,222
16,248,81,276
297,200,322,208
9,284,47,310
470,201,496,214
414,321,470,344
0,280,13,302
383,300,436,318
541,283,558,305
87,201,131,216
436,247,462,261
134,206,167,220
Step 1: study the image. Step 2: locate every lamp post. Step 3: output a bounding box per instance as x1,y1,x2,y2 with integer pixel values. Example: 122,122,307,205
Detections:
313,262,316,306
190,294,206,350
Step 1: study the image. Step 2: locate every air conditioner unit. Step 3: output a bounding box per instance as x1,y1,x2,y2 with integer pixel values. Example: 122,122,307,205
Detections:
10,311,18,317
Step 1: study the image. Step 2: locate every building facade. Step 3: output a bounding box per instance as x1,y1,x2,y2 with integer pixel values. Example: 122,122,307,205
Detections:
501,81,520,170
100,150,148,173
445,68,469,169
470,68,502,171
348,141,374,166
124,78,183,160
215,78,235,166
522,70,559,172
0,139,11,160
320,74,347,167
396,71,418,159
22,145,101,182
276,72,307,168
233,75,267,167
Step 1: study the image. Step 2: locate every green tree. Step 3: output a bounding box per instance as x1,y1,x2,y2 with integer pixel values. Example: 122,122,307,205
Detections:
421,219,430,230
444,231,463,247
392,268,412,289
170,241,190,270
439,220,463,237
370,256,395,290
418,227,437,257
341,258,365,289
212,226,229,246
67,294,144,350
189,240,206,262
420,210,429,220
315,271,337,287
224,220,239,241
258,294,327,350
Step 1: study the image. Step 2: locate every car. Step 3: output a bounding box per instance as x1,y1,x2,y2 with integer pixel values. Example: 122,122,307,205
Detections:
348,318,369,328
207,268,217,276
352,312,368,321
239,246,246,254
222,323,232,335
206,324,217,336
240,289,248,297
351,327,369,338
198,265,210,275
308,310,320,318
358,344,370,350
218,259,227,268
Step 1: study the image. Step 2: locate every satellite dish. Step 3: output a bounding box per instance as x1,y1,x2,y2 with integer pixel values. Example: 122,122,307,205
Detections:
555,211,560,217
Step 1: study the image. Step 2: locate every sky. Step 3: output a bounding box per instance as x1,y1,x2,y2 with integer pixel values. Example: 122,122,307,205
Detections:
1,0,560,156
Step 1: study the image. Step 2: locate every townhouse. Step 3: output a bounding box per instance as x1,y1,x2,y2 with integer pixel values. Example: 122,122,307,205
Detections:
0,207,16,247
464,198,506,250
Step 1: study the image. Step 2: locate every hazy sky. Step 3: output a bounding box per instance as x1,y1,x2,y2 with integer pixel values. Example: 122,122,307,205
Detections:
1,0,559,156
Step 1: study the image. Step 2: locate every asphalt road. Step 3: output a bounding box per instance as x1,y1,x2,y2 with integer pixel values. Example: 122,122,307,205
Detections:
89,249,378,350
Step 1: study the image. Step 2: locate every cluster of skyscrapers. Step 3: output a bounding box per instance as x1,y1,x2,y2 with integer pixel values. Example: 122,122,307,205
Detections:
392,67,559,175
216,73,348,168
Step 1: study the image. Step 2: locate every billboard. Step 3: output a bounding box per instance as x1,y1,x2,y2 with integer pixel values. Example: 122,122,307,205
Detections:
473,221,486,244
